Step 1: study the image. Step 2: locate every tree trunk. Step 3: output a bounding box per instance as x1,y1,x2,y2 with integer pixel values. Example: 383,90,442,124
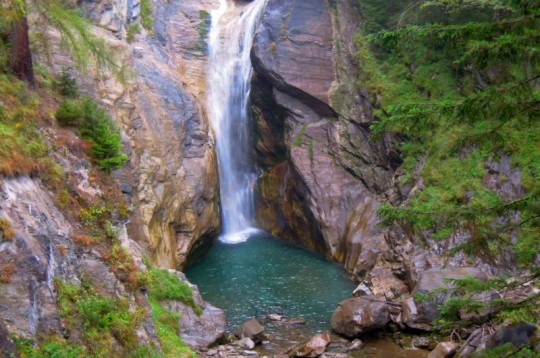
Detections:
9,16,35,87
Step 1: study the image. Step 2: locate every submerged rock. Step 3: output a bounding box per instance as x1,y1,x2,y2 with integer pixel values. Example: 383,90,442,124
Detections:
331,296,390,338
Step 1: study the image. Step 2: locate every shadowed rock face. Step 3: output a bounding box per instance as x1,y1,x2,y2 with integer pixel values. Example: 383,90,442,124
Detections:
251,0,398,271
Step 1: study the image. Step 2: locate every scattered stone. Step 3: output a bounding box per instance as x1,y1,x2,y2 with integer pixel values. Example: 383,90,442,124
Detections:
244,350,258,356
331,296,390,337
352,283,372,296
237,337,256,350
207,349,218,356
289,331,331,357
428,342,459,358
412,336,432,349
268,313,283,321
347,339,363,351
234,319,265,342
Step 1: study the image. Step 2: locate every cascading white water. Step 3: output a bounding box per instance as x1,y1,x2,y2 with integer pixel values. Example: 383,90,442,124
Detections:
207,0,266,244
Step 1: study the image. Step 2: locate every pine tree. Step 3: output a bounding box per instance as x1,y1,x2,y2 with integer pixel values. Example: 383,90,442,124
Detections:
357,0,540,336
3,0,120,86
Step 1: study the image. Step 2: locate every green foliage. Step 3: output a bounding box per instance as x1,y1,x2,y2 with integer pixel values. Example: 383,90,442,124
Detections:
56,68,79,98
359,0,540,265
357,0,540,333
480,343,537,358
132,346,165,358
0,73,48,176
142,261,198,357
79,98,128,172
55,280,145,355
148,298,196,358
36,1,122,79
15,336,83,358
55,99,84,126
194,10,211,53
140,0,154,31
127,24,140,43
55,96,128,171
79,204,116,241
147,265,201,315
293,124,307,147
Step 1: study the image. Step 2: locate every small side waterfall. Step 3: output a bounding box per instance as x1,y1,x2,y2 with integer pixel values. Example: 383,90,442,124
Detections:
207,0,266,243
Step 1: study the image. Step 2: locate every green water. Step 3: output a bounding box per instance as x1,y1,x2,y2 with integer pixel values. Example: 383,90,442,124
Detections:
185,231,355,331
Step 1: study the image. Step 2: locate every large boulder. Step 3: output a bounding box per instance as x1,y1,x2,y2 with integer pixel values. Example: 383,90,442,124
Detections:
169,276,226,349
331,296,390,337
234,319,265,341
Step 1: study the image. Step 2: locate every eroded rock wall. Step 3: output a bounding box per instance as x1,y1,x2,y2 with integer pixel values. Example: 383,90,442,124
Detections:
251,0,398,273
39,0,221,269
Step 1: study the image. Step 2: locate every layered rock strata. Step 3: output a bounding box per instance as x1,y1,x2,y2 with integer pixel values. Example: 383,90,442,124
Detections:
40,0,221,269
251,0,397,274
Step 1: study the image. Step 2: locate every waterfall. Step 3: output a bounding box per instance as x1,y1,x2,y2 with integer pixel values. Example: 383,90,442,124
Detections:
207,0,266,244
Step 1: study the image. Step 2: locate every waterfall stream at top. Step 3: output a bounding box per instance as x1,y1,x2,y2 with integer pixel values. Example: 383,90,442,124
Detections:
206,0,266,244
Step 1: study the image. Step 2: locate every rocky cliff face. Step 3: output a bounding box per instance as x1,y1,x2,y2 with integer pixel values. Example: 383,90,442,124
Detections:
250,2,532,344
0,0,229,354
41,0,221,269
251,0,398,273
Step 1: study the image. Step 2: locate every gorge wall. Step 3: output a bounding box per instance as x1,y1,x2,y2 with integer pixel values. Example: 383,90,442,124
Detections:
44,0,222,269
249,1,533,338
250,0,399,275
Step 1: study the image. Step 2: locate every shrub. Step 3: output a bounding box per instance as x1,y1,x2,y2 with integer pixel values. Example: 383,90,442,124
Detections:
55,99,84,126
148,266,199,313
55,281,144,353
127,24,140,43
15,336,83,358
140,0,153,30
0,218,15,241
0,262,16,284
80,98,128,172
57,68,79,98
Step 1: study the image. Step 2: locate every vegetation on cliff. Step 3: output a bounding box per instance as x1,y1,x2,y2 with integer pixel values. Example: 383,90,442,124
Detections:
0,2,198,356
356,0,539,346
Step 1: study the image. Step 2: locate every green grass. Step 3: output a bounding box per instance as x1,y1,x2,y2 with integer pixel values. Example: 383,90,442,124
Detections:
127,24,140,43
144,262,200,357
148,298,195,358
292,124,307,147
147,267,200,314
0,74,48,177
140,0,153,30
55,280,144,356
